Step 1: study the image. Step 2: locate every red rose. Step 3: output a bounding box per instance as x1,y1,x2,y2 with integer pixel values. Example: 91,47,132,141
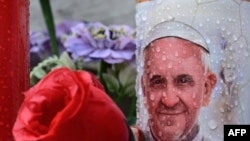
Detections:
13,67,130,141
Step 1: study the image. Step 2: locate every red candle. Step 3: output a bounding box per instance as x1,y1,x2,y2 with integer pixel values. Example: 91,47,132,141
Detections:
0,0,29,140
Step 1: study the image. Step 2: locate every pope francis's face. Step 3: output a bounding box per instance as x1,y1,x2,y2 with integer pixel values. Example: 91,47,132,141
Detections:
142,37,216,141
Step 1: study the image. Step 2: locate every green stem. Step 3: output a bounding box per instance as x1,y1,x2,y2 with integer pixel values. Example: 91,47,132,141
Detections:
114,86,127,104
127,95,137,125
39,0,59,56
98,61,112,91
114,94,123,104
128,95,137,118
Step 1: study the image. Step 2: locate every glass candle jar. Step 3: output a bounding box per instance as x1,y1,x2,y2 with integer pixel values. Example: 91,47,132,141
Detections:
0,0,29,140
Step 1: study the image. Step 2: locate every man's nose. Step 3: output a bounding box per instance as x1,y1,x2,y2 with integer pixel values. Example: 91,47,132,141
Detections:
161,88,180,107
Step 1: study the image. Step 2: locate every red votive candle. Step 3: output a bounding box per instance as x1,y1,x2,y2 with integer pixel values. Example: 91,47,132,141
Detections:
0,0,29,140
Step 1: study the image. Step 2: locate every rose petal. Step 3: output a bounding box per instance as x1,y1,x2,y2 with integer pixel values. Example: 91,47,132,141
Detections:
13,67,130,141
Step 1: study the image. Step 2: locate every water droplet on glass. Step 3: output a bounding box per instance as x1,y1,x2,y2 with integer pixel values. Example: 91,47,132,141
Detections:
140,61,144,67
167,121,171,126
147,60,151,66
160,18,165,22
150,94,155,101
174,52,179,57
156,46,160,52
206,38,211,44
138,91,142,96
162,92,166,97
232,35,238,41
167,63,172,68
239,44,244,48
167,16,174,21
158,131,163,137
221,118,224,122
156,0,162,4
220,107,224,113
192,93,196,99
193,102,198,108
229,46,233,51
208,120,218,130
139,35,143,40
162,55,166,61
242,105,245,111
234,100,238,106
142,14,147,21
158,12,162,16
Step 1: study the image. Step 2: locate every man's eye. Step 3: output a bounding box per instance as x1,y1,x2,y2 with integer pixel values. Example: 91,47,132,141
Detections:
150,79,165,88
153,79,162,84
175,75,194,85
179,77,188,83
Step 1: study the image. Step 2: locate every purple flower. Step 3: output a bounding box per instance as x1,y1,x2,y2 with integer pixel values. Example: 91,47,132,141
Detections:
54,20,81,39
30,21,80,68
63,22,136,64
30,31,50,68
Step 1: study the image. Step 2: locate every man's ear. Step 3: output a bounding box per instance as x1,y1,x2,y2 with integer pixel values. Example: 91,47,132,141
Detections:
203,72,217,106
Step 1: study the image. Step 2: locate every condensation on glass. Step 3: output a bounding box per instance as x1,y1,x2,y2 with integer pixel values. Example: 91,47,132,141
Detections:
135,0,250,141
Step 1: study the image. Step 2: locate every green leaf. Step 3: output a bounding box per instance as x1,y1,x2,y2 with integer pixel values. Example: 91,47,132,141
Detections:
118,65,136,87
102,73,120,94
74,58,84,70
106,67,116,76
114,62,129,76
30,67,47,86
59,52,76,70
30,67,47,79
29,56,63,85
123,83,136,97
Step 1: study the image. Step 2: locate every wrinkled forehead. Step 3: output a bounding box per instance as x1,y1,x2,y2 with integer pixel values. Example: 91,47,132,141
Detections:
143,37,204,63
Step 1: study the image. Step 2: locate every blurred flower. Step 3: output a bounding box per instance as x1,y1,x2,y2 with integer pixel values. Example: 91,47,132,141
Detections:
30,31,50,68
30,21,80,68
55,20,80,38
63,22,136,64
